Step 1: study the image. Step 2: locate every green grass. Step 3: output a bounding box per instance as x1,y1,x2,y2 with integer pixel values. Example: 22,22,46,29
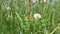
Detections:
0,0,60,34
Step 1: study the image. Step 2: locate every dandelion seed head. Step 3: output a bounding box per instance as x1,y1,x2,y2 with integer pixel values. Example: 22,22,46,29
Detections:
7,7,11,10
7,15,13,21
34,13,41,19
31,0,38,4
43,0,47,2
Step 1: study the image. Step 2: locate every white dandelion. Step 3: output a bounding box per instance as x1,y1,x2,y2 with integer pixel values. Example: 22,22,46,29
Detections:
43,0,47,2
7,15,13,20
34,13,41,19
7,7,11,10
31,0,38,4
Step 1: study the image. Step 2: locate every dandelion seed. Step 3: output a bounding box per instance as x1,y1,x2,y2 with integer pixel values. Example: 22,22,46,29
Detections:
34,13,41,19
31,0,38,4
43,0,47,2
7,7,11,10
7,15,13,21
7,7,11,15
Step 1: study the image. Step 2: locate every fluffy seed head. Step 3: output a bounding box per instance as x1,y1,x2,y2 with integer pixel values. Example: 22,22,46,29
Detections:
7,15,13,21
43,0,47,2
7,7,11,10
31,0,38,4
34,13,41,19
